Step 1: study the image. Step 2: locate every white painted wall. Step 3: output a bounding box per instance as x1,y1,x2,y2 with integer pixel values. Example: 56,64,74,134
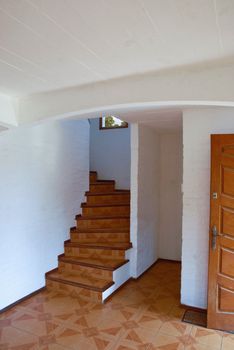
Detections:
18,60,234,125
90,118,130,189
0,93,18,127
159,133,183,261
130,124,160,277
0,119,89,310
182,107,234,309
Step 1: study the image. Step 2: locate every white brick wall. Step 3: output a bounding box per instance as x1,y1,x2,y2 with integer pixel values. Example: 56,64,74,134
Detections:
182,107,234,308
0,119,89,310
130,124,160,277
159,133,183,261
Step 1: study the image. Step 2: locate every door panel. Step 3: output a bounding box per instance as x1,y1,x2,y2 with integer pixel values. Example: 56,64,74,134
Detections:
220,247,234,277
221,207,234,238
208,134,234,331
222,167,234,196
219,287,234,312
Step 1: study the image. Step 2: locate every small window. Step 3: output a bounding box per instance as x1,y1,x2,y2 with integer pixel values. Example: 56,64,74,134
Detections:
99,116,128,130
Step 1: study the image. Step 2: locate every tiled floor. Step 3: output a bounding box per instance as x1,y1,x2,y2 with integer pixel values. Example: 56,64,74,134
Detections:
1,260,233,349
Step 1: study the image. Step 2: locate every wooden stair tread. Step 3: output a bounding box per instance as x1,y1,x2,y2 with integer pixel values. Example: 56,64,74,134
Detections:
85,191,130,196
76,214,129,220
46,269,114,292
91,180,115,185
81,203,130,208
65,241,132,250
59,255,129,270
71,227,130,233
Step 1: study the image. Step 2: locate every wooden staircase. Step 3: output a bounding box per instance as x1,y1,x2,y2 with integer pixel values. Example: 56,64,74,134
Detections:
46,171,132,302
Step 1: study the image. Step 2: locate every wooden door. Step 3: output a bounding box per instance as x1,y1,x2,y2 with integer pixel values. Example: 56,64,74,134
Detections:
208,134,234,331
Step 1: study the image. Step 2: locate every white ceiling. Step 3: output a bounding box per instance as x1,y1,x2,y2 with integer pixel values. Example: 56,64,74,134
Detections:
122,109,182,133
0,0,234,97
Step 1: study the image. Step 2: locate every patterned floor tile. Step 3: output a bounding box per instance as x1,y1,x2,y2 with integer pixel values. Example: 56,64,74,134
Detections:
221,333,234,350
0,261,227,350
11,309,61,337
55,324,114,350
113,327,156,350
185,344,218,350
135,309,163,332
188,326,223,349
146,332,185,349
0,325,39,349
160,320,192,337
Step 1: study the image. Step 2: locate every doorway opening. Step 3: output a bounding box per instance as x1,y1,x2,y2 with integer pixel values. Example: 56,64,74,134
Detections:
130,111,183,292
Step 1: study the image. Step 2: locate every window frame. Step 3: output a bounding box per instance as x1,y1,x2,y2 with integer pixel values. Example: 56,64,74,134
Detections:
99,117,128,130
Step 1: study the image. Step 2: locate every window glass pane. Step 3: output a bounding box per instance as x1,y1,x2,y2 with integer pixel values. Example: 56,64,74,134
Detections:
101,116,128,129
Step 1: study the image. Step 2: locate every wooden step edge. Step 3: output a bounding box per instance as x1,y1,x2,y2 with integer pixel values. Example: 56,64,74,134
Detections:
76,214,130,220
90,180,115,185
81,203,130,208
115,189,130,192
85,191,130,196
70,227,130,233
65,242,133,250
58,254,129,271
46,269,114,292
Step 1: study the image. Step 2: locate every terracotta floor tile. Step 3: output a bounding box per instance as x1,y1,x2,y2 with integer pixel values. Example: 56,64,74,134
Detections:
11,309,61,337
0,261,230,350
39,345,69,350
189,326,223,349
169,305,187,321
55,324,114,350
185,344,220,350
98,318,125,341
0,325,39,349
221,333,234,350
113,327,156,350
135,309,163,332
160,320,192,337
147,332,185,349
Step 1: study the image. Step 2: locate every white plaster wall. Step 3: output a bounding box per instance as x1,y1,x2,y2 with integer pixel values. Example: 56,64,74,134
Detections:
0,119,89,310
0,93,18,127
159,133,183,261
90,118,130,189
134,124,160,277
182,107,234,309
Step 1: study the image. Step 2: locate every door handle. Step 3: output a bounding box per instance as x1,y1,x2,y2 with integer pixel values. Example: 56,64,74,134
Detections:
211,225,219,251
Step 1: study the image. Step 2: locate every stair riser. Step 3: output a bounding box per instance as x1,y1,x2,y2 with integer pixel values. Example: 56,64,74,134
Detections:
86,194,130,205
82,206,130,217
70,232,129,243
46,279,102,302
89,183,115,193
58,261,113,280
90,173,97,183
65,246,125,259
77,218,130,229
